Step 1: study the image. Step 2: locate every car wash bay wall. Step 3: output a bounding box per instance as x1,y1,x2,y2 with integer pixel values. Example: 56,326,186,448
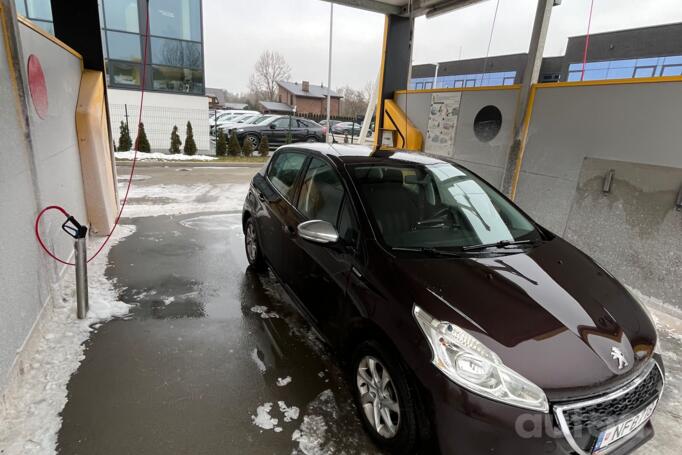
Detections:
0,11,88,396
397,80,682,311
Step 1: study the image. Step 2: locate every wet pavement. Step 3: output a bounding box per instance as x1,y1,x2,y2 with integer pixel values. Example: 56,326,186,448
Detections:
56,191,380,453
54,163,681,454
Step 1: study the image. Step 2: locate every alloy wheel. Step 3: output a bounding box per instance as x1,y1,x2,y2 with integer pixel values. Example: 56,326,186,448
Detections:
356,355,401,439
245,221,258,263
246,135,259,148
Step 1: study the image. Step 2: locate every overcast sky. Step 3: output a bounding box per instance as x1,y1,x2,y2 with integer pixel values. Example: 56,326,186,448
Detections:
203,0,682,93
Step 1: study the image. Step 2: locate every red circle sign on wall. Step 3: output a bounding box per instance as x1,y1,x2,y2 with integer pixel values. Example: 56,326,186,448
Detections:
27,54,48,119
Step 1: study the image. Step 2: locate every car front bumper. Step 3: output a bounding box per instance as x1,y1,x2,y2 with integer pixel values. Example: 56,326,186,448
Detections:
418,358,663,455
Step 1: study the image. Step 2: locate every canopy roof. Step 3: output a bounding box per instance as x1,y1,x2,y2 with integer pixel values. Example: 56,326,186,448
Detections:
320,0,487,17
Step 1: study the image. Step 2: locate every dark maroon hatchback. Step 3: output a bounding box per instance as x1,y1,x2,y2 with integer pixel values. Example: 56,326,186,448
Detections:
241,143,665,455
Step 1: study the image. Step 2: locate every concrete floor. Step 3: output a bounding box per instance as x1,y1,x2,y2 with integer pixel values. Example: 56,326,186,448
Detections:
55,163,680,454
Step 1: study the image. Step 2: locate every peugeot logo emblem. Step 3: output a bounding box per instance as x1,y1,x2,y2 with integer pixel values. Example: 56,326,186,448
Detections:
611,347,628,370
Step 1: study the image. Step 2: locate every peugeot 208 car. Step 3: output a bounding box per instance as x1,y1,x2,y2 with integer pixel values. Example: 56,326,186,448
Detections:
241,144,664,455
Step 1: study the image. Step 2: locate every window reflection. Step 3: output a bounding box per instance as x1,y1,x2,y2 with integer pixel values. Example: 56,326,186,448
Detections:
149,0,201,42
110,61,141,86
151,37,202,69
151,65,203,94
107,31,141,62
103,0,139,33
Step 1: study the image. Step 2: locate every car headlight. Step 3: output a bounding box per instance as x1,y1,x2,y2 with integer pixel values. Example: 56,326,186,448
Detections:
413,305,549,413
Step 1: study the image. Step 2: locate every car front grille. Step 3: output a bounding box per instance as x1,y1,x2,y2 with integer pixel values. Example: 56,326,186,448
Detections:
554,361,664,455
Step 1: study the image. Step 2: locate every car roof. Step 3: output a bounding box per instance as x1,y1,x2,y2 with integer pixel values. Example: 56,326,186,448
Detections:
277,143,449,166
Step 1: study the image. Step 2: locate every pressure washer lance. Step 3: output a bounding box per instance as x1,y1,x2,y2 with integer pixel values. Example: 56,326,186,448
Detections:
62,216,89,319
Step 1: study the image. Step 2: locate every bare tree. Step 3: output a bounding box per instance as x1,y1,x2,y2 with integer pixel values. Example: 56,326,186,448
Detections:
248,50,291,101
338,85,370,117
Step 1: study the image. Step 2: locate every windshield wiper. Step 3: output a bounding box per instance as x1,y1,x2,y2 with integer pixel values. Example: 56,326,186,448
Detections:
391,247,464,257
461,239,535,251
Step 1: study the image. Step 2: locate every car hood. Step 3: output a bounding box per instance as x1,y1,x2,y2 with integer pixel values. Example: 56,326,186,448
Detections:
394,238,657,399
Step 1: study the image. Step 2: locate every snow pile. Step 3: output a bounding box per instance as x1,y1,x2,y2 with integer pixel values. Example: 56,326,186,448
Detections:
115,151,217,161
120,183,249,218
276,376,292,387
291,390,337,455
250,305,280,319
252,403,279,431
278,401,300,422
251,348,266,373
0,225,135,455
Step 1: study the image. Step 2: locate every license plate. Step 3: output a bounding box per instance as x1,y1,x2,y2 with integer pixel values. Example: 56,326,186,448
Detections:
592,400,658,453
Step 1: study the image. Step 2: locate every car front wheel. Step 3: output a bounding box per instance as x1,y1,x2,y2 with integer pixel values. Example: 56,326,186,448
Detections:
244,217,266,271
244,134,260,149
352,340,421,454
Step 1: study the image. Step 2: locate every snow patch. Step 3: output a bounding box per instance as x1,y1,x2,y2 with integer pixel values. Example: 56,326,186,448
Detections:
0,225,135,455
276,376,292,387
251,348,266,373
120,183,249,217
277,401,300,422
115,151,217,161
250,305,280,319
251,403,279,431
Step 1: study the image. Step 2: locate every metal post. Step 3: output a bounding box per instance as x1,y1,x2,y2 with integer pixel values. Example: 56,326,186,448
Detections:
75,237,89,319
325,2,334,143
501,0,555,198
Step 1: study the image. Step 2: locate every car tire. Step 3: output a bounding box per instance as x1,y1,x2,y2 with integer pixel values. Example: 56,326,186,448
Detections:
351,340,421,454
305,136,318,142
244,217,266,271
245,134,260,149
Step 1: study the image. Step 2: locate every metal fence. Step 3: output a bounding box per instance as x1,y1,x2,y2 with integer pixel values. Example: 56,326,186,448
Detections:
110,103,210,153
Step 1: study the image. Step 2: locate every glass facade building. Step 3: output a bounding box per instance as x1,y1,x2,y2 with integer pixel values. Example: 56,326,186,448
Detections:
14,0,205,96
411,71,517,90
567,55,682,82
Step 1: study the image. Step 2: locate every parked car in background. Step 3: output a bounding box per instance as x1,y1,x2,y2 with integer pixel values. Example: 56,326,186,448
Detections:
331,121,363,136
319,119,342,135
230,115,323,149
210,110,259,132
242,143,664,455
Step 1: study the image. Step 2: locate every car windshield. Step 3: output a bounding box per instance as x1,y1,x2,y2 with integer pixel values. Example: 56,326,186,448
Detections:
251,115,271,124
258,116,279,126
351,162,541,250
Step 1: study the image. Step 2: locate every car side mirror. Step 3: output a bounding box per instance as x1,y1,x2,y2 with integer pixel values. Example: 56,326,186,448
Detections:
297,220,339,245
269,123,277,129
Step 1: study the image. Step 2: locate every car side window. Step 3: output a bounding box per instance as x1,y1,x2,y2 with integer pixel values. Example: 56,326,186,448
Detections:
296,158,345,225
267,152,307,201
337,198,359,244
272,118,290,129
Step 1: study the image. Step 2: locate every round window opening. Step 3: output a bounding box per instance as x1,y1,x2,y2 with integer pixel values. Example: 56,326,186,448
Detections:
473,105,502,142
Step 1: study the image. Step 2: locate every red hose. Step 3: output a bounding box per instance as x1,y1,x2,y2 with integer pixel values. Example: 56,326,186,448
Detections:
580,0,595,81
34,4,150,266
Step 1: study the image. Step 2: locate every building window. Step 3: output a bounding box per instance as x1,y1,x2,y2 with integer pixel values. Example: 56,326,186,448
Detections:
14,0,53,33
149,0,202,42
106,31,141,62
634,67,655,78
109,61,142,86
26,0,51,20
568,55,682,82
151,65,203,94
15,0,27,16
151,37,202,69
103,0,139,33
